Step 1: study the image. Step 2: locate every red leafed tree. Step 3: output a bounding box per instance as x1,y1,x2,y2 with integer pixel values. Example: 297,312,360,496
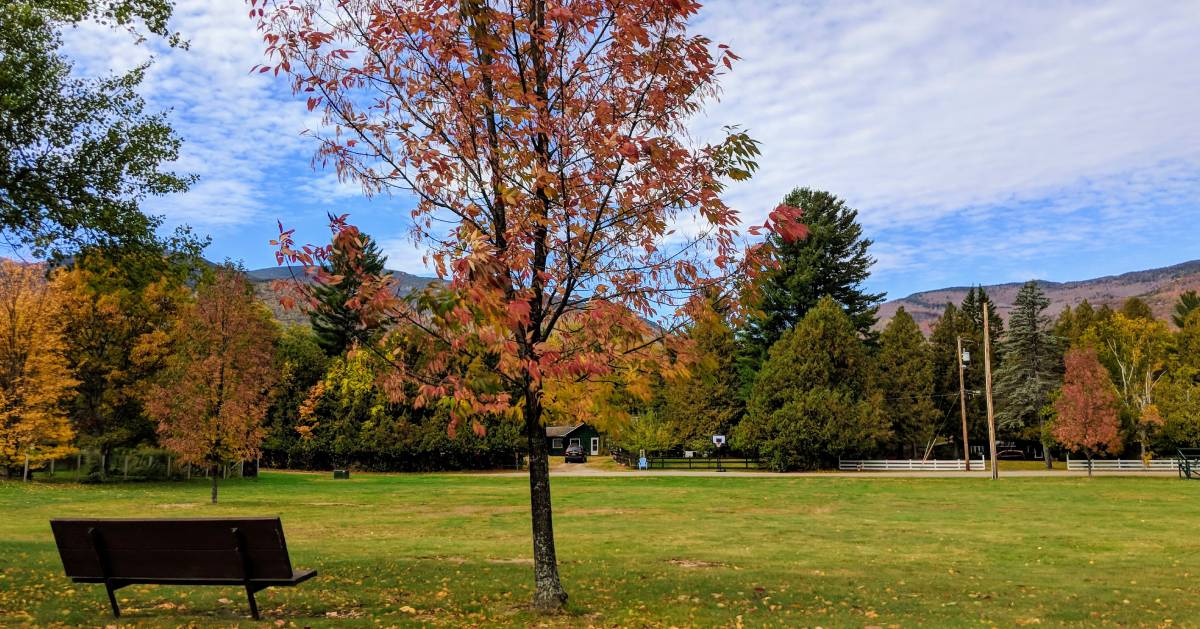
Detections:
254,0,803,608
1053,347,1121,477
145,266,278,503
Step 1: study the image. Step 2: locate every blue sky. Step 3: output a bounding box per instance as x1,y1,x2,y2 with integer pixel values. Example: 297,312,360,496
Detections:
60,0,1200,301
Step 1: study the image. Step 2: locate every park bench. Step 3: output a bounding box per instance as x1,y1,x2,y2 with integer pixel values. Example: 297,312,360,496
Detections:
49,517,316,620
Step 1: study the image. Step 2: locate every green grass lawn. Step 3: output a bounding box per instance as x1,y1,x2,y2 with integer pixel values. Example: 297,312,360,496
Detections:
2,472,1197,627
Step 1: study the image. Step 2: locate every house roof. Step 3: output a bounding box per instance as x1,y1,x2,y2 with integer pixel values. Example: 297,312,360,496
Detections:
545,423,586,438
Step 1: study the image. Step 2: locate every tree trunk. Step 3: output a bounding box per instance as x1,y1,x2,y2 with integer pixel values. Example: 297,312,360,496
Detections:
1040,417,1053,469
210,465,219,504
523,391,567,612
1086,452,1093,478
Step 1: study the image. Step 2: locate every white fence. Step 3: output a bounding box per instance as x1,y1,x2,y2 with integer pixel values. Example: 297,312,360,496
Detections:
1065,457,1178,472
838,457,986,471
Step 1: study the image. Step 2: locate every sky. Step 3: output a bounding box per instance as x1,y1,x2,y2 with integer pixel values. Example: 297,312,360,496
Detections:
60,0,1200,301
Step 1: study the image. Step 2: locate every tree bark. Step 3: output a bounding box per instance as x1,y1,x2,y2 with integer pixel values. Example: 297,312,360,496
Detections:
523,390,567,612
1086,453,1093,478
210,465,219,504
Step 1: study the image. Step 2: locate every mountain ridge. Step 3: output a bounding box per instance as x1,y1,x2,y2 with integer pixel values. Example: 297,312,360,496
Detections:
246,265,443,326
876,259,1200,333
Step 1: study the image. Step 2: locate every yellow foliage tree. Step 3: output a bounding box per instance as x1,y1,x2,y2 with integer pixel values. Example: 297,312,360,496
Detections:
0,260,77,474
50,253,188,460
1085,313,1173,459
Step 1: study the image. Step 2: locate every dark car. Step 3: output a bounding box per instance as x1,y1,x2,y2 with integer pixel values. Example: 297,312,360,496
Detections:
564,444,587,463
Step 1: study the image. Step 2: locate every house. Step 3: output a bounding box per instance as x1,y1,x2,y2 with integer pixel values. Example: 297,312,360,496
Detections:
545,423,604,457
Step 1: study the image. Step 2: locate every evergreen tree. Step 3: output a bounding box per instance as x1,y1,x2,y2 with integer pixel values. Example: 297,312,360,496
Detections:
735,297,889,471
960,286,1005,342
961,287,1003,443
877,307,939,458
738,188,883,381
309,232,389,355
1172,291,1200,328
994,282,1061,467
927,289,1004,453
929,303,965,407
1055,300,1097,346
662,302,742,450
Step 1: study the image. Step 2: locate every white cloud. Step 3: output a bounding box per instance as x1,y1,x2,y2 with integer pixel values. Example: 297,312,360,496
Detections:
379,236,435,276
691,0,1200,248
53,0,1200,294
299,172,369,204
60,0,319,230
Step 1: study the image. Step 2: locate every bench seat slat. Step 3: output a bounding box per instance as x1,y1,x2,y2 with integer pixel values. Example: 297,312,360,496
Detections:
68,568,318,587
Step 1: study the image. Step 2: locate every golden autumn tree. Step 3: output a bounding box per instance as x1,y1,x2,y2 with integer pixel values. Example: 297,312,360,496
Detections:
0,259,76,475
145,266,278,503
256,0,804,609
1085,313,1172,459
51,251,191,468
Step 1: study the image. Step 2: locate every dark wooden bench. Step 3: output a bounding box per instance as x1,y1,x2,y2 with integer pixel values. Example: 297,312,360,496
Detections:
50,517,316,619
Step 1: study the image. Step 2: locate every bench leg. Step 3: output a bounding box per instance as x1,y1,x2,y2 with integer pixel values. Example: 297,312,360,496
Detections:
245,585,260,620
104,582,121,618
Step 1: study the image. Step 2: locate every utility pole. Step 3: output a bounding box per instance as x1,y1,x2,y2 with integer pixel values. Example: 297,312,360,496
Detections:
983,301,998,480
957,336,970,471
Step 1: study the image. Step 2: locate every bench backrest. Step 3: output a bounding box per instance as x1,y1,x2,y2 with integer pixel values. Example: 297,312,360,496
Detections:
50,517,296,581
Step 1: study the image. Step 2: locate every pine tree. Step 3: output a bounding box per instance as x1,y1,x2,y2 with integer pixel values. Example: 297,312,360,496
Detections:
738,188,883,381
929,303,963,397
735,297,889,470
927,289,1004,453
662,303,743,450
960,286,1005,342
877,307,939,458
994,282,1061,467
309,232,389,356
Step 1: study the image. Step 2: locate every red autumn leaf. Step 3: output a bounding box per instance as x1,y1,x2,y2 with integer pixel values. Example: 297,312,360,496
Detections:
767,203,808,243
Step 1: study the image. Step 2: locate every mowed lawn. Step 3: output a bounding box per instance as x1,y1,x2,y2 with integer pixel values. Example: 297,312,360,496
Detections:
1,472,1198,627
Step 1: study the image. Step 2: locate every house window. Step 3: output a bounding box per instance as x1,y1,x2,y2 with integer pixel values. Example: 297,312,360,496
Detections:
552,438,563,450
569,438,580,448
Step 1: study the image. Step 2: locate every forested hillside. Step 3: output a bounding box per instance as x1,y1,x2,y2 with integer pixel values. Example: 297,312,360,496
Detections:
877,260,1200,333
